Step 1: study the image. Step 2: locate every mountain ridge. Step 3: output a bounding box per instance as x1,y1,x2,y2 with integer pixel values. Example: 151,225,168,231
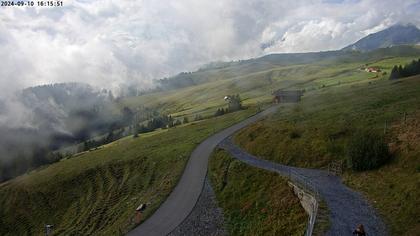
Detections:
342,24,420,51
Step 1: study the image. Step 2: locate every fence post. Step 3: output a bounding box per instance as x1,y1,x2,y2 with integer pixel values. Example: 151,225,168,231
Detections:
327,163,330,176
384,120,387,134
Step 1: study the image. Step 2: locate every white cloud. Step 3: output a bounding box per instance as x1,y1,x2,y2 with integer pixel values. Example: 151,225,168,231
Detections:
0,0,419,97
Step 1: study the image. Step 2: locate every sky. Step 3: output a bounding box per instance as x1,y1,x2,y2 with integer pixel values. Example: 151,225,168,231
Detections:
0,0,420,96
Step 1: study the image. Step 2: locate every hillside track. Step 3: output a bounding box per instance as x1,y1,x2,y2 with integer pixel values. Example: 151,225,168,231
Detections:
128,104,386,236
219,137,387,236
127,106,280,236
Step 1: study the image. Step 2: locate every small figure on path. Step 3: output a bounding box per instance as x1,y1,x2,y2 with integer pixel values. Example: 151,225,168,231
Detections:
353,224,366,236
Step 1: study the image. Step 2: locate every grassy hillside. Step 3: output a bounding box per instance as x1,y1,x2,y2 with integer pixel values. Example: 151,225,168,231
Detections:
68,51,418,159
1,47,419,235
209,149,307,235
234,75,420,234
120,49,420,121
0,109,255,236
235,75,420,168
344,113,420,235
157,45,420,91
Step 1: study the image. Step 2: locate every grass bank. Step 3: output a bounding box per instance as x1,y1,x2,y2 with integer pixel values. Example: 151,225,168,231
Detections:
343,112,420,235
209,149,307,235
234,75,420,235
0,108,255,236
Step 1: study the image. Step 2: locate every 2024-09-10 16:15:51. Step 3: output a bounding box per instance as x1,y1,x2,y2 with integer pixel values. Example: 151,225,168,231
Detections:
1,1,63,6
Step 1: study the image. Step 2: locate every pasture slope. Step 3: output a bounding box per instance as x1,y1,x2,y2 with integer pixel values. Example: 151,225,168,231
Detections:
0,47,418,235
235,75,420,235
0,109,256,235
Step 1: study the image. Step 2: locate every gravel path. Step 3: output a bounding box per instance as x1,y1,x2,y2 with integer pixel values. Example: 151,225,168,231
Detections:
169,178,227,236
219,137,387,236
127,106,280,236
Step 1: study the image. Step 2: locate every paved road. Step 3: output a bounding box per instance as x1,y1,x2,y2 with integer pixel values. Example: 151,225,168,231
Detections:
127,106,280,236
219,138,387,236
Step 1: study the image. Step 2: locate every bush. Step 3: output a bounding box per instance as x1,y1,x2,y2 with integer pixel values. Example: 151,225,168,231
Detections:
214,108,226,117
289,130,301,139
194,114,203,121
347,130,391,171
174,119,182,126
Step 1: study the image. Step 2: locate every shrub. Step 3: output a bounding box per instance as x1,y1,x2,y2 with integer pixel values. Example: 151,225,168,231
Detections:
174,119,182,126
194,114,203,121
347,130,391,171
214,108,226,117
289,130,301,139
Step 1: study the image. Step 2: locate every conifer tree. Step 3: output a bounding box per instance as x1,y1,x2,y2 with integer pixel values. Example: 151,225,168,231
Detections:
389,65,400,80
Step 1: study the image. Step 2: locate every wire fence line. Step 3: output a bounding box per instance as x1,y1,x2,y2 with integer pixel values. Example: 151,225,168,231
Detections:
288,169,320,199
219,137,322,236
287,169,319,236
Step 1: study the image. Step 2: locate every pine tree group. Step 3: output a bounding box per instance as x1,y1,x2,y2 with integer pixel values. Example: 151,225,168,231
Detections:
389,59,420,80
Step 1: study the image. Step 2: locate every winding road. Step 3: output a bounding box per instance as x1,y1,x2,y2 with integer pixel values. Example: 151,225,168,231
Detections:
127,106,280,236
219,138,387,236
128,105,387,236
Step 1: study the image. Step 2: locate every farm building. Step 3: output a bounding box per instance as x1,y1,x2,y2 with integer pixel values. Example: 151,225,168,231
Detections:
365,67,381,73
272,90,304,103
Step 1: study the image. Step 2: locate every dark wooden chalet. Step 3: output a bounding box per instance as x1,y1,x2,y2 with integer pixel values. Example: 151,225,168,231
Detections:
272,90,303,103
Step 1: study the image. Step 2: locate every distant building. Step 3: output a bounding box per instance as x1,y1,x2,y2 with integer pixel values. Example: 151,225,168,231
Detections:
272,90,303,103
365,67,381,73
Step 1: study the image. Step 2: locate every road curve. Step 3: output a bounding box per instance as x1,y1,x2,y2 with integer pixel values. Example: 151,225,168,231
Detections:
219,138,387,236
127,106,280,236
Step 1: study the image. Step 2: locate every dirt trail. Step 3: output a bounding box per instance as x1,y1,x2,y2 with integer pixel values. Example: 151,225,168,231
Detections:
127,106,280,236
219,137,387,236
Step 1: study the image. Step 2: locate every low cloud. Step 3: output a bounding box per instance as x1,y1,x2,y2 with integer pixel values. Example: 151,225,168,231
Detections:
0,0,419,101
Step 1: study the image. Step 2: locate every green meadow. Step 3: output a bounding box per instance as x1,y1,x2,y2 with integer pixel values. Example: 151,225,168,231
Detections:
0,109,255,235
234,75,420,235
1,46,419,235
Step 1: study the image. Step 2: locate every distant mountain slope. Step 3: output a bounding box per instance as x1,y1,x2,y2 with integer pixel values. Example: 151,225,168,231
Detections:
0,83,124,181
157,45,420,91
342,24,420,51
19,83,118,139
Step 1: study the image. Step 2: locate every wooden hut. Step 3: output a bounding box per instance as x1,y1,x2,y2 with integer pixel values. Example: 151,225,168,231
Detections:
272,90,303,103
